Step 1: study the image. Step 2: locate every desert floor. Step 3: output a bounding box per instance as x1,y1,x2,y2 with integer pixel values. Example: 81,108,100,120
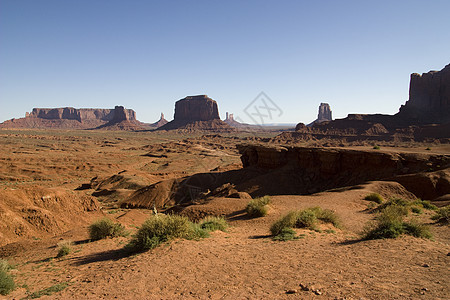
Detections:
0,129,449,299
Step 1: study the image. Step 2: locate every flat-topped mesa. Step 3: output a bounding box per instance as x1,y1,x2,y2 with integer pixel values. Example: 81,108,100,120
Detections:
174,95,220,122
28,107,136,122
158,95,232,131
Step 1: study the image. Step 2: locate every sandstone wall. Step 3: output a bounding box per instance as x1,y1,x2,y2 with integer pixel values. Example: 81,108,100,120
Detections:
174,95,220,122
29,106,136,122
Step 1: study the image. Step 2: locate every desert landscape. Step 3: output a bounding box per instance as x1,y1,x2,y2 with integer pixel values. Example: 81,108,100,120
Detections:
1,2,450,299
0,63,449,299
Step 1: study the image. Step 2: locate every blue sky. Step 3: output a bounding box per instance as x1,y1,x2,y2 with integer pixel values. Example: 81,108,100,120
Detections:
1,0,449,124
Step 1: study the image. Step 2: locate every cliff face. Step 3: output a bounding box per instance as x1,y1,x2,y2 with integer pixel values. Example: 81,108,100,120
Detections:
29,106,136,122
173,95,220,122
158,95,232,131
236,144,450,197
0,106,140,130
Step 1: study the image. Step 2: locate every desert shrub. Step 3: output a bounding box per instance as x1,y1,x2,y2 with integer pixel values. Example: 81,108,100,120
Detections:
295,209,317,228
373,145,380,150
364,193,384,204
413,199,438,210
375,197,410,214
313,207,341,228
411,206,423,214
189,223,210,239
126,214,194,252
270,207,341,237
363,206,432,240
199,216,228,232
89,218,126,240
56,240,72,258
431,206,450,223
272,228,298,241
0,260,14,296
245,196,271,217
403,221,433,239
270,211,299,236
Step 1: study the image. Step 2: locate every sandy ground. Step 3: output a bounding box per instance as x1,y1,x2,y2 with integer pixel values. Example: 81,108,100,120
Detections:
0,129,449,299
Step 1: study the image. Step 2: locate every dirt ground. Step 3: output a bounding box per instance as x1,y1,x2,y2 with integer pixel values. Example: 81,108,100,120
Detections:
0,129,449,299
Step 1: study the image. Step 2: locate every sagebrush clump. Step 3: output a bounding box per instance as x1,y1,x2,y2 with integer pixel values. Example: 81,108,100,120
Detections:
270,207,341,240
431,205,449,223
363,205,432,240
245,196,271,217
199,216,228,232
364,193,384,204
126,214,228,252
0,260,15,296
56,240,72,258
88,218,126,240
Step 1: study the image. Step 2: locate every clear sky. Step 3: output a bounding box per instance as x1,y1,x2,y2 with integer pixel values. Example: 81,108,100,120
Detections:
1,0,449,124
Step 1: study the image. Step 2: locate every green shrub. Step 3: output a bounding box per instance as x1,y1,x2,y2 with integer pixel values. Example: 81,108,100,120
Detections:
189,223,210,239
199,216,228,232
364,193,384,204
403,221,433,239
363,206,432,240
373,145,380,150
272,228,298,241
56,240,72,258
411,206,422,214
295,209,317,228
375,197,410,214
126,214,194,252
89,218,126,240
0,260,14,296
270,207,341,237
413,199,438,210
431,206,450,223
270,211,299,236
245,196,271,217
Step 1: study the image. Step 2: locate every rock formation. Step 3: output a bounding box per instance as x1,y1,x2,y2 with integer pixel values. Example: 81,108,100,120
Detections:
308,103,332,126
150,113,169,128
0,106,146,130
158,95,232,131
397,63,450,124
291,63,450,141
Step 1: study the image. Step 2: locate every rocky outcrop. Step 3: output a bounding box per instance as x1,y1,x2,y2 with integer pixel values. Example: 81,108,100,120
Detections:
291,64,450,141
29,106,136,122
158,95,232,131
308,103,332,126
236,144,450,198
397,64,450,124
174,95,220,122
150,113,169,128
0,106,143,130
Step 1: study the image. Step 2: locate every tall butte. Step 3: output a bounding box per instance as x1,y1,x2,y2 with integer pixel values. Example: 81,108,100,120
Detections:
397,63,450,124
158,95,232,131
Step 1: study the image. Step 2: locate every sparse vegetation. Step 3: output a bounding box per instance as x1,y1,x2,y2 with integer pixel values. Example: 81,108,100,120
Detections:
425,147,431,151
272,228,298,241
413,199,438,210
373,145,380,150
363,205,432,240
88,218,126,240
245,195,271,217
28,282,68,298
126,214,228,252
56,240,72,258
431,205,449,223
411,206,422,214
0,260,15,296
199,216,228,232
270,207,341,240
364,193,384,204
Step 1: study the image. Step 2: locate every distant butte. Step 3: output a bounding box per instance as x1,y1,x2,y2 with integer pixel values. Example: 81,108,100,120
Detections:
158,95,233,131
